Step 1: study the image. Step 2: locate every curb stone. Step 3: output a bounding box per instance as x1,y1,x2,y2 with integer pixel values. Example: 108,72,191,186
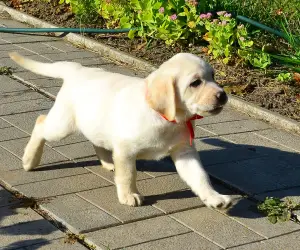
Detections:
0,2,299,135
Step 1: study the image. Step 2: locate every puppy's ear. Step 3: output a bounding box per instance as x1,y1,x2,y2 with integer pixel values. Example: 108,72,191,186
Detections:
146,75,176,121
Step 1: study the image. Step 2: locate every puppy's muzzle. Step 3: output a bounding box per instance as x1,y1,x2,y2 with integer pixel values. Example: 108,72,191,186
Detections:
216,90,228,106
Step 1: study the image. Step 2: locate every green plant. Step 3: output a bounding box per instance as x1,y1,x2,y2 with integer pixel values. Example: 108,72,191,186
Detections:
204,11,236,64
276,72,292,81
237,24,272,69
258,197,300,224
0,66,12,75
99,0,133,29
58,0,71,4
129,0,207,45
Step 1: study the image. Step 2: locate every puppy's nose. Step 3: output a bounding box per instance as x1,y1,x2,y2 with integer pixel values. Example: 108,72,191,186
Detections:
216,91,228,105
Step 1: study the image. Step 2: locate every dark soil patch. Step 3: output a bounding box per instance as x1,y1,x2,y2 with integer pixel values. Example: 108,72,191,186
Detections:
4,0,300,121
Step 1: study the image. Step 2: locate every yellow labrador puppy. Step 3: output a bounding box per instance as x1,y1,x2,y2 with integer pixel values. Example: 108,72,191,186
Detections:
9,52,231,208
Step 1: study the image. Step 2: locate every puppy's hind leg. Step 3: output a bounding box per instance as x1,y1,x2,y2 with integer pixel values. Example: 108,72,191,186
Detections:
23,101,75,171
93,146,115,171
22,115,46,171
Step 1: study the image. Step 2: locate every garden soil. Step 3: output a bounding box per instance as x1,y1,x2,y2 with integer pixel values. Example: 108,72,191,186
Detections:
4,0,300,122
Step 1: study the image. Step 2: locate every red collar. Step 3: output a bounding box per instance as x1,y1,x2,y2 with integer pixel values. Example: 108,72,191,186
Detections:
160,114,203,145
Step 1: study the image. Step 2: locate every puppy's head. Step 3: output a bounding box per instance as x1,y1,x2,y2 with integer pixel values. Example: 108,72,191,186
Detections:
146,53,227,121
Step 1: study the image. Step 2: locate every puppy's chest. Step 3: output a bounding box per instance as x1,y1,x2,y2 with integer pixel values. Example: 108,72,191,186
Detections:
136,126,185,160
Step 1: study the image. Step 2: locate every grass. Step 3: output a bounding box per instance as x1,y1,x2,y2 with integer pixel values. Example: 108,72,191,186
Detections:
214,0,300,35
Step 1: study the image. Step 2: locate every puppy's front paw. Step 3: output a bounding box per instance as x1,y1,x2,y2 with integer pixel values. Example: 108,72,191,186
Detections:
201,191,232,209
118,193,144,207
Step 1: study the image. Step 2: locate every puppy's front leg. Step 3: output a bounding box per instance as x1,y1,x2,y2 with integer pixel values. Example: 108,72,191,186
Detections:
171,145,231,209
113,152,144,206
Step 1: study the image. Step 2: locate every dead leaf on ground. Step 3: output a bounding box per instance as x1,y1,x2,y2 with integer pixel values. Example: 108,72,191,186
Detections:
293,72,300,83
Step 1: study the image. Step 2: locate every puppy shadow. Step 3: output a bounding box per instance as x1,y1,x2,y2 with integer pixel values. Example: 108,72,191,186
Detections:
35,159,100,171
35,136,299,219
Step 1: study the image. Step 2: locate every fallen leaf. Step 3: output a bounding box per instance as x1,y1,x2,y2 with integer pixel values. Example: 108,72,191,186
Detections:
201,47,209,54
293,72,300,83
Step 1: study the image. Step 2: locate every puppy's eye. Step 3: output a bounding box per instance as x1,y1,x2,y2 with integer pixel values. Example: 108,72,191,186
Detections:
190,79,202,87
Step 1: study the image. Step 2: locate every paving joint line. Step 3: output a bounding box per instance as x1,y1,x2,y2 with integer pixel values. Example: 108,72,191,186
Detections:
0,181,94,249
253,132,300,153
169,214,225,249
113,231,194,250
211,207,268,240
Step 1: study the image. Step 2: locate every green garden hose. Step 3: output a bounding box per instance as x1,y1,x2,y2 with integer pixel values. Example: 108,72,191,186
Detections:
0,15,291,42
236,15,288,40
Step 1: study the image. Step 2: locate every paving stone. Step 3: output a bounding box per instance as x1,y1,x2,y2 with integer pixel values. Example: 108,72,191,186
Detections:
141,175,239,214
0,146,23,171
0,57,27,72
0,38,12,45
0,49,34,58
222,198,300,238
255,129,300,152
0,43,18,51
0,206,42,228
24,238,87,250
78,185,163,223
28,78,63,88
229,240,273,250
71,57,111,66
42,41,82,52
137,175,203,213
231,231,300,250
0,186,19,208
172,207,263,248
41,194,120,234
0,90,44,105
0,118,11,129
86,161,152,183
0,138,69,165
194,126,216,138
42,86,61,96
85,216,190,249
125,232,221,250
0,206,63,249
0,98,52,116
0,18,32,29
0,75,28,93
16,173,111,198
3,110,49,133
195,137,260,166
137,158,176,177
195,107,249,126
44,51,97,61
222,131,298,157
17,42,66,55
2,33,60,43
199,119,270,135
14,71,50,81
54,141,95,159
0,126,29,142
206,156,300,195
0,162,88,186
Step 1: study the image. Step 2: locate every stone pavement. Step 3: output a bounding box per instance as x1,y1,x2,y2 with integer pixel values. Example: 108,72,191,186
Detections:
0,16,300,250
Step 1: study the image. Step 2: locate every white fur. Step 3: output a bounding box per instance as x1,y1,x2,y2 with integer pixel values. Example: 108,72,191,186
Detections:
9,52,231,208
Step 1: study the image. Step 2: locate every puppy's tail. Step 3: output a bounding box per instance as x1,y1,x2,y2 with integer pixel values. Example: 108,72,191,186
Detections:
9,52,80,79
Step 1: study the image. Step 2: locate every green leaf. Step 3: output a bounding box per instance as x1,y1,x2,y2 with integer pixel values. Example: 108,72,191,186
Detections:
268,215,278,224
152,2,162,10
128,29,136,39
